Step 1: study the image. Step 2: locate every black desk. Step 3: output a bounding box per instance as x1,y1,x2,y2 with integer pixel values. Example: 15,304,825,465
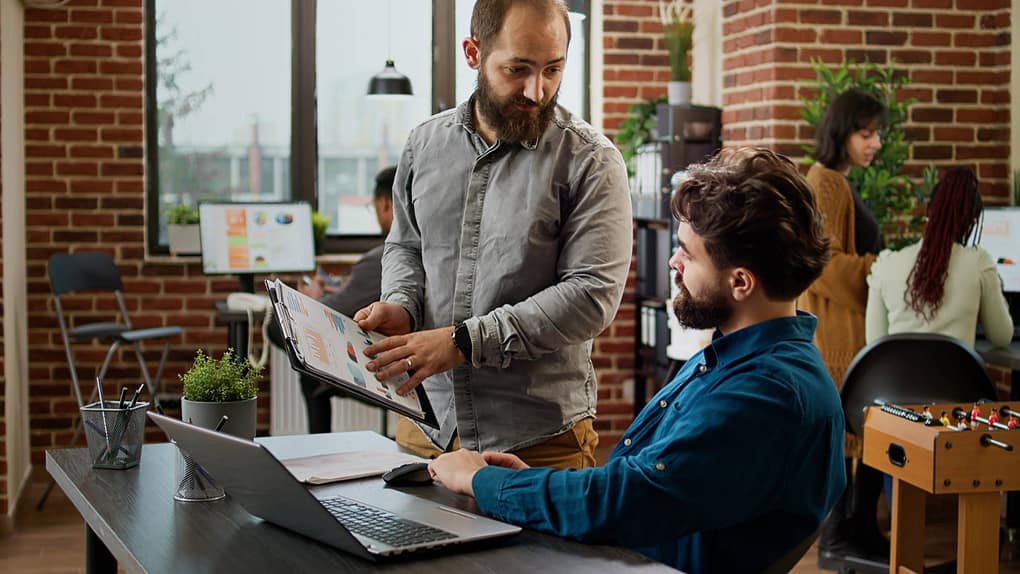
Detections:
214,301,265,359
46,431,677,573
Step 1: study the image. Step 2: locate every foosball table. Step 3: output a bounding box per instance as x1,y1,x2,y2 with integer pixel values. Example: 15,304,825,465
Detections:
863,401,1020,574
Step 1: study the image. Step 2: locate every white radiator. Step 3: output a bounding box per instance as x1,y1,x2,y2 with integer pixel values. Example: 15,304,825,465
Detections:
270,346,397,436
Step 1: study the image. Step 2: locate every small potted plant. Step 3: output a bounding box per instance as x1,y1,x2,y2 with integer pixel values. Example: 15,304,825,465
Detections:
312,210,329,254
180,348,261,440
166,203,201,256
660,0,694,106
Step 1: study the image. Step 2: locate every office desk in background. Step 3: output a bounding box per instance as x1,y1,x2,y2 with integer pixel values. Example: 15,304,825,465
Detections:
46,431,678,574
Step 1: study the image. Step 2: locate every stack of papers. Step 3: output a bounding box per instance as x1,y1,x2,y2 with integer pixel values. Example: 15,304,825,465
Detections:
280,450,428,485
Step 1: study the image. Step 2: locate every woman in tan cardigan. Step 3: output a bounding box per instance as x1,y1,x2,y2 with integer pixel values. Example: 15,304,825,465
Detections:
803,88,888,571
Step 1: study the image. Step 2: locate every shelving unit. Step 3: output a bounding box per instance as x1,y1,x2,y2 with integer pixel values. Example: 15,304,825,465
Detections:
631,103,722,417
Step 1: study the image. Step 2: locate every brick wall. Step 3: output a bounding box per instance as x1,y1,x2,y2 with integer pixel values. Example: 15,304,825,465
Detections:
721,0,1012,201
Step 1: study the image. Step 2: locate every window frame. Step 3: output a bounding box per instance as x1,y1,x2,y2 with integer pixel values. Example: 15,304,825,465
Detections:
145,0,586,256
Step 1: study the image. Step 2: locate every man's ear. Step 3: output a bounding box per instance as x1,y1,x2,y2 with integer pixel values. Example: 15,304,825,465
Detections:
463,37,481,69
729,267,757,302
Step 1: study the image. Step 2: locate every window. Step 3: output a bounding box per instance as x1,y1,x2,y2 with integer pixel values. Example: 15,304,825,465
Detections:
147,0,589,255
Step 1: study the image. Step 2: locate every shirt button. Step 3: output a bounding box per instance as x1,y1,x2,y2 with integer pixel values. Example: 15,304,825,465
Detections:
659,400,668,408
698,364,707,373
655,462,665,471
623,438,632,446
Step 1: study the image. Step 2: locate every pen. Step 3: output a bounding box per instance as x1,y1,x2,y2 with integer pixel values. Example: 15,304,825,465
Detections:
214,415,229,433
95,376,111,454
117,387,128,410
127,383,145,409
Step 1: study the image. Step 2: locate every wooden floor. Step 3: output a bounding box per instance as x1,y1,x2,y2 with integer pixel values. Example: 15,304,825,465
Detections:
4,480,1020,573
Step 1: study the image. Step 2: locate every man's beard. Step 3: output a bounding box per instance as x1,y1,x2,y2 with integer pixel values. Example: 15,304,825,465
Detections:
476,67,557,144
672,277,733,331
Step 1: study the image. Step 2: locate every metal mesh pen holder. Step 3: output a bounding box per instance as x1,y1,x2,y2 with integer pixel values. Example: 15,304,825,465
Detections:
173,442,226,502
80,401,148,470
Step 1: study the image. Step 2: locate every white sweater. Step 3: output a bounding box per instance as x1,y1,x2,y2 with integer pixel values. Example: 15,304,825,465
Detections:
866,241,1013,348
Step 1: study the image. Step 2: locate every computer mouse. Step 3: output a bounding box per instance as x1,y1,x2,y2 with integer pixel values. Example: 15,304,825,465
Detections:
382,462,434,487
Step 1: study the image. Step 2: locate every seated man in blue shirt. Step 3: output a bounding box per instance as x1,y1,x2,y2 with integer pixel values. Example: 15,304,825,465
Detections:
428,148,847,573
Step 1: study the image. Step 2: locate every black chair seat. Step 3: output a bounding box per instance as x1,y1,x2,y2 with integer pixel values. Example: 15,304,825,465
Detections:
70,322,129,341
842,333,999,437
120,326,183,342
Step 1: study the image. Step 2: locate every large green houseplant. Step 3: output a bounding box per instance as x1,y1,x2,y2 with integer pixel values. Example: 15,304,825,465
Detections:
801,59,937,250
180,348,261,439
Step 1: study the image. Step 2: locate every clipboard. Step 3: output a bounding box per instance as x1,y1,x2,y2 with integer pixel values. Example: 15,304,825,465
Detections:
265,278,439,428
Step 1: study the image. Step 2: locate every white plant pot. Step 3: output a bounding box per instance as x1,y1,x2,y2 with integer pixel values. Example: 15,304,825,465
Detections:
167,224,201,256
181,396,257,440
667,81,691,106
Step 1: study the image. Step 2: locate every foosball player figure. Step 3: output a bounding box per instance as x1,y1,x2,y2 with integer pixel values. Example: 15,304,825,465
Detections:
1009,414,1018,431
988,408,1001,430
939,410,952,428
957,413,971,431
970,403,982,430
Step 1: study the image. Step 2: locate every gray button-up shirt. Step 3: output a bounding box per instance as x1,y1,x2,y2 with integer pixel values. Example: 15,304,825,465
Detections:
382,98,633,452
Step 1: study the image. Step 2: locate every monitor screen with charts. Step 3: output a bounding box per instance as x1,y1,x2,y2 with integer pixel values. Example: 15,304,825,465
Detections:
979,207,1020,293
200,202,316,275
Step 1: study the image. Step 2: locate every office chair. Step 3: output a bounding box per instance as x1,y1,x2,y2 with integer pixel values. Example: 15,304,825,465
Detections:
37,252,183,509
838,333,997,574
842,333,998,437
762,528,820,574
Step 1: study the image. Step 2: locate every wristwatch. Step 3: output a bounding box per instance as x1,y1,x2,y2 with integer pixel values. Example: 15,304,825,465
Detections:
452,322,472,360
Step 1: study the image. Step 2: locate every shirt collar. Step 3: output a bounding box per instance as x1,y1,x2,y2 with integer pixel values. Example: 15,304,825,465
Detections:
455,94,541,151
702,311,818,368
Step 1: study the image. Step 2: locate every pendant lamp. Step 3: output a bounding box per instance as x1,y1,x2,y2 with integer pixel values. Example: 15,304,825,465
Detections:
367,0,413,96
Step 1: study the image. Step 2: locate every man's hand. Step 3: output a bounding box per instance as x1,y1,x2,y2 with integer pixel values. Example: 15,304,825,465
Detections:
354,302,412,336
482,451,530,470
364,326,464,396
428,449,488,497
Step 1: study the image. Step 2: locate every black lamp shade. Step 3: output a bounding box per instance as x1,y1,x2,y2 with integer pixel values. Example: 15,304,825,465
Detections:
367,60,413,96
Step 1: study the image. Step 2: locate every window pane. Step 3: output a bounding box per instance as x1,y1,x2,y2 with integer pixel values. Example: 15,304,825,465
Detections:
454,1,587,119
317,0,432,236
154,0,291,245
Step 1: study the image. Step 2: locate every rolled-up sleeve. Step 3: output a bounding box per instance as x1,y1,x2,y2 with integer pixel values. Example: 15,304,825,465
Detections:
469,147,633,368
381,136,426,331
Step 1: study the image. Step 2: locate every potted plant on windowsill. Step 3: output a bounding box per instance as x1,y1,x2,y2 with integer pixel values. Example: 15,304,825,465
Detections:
166,204,201,256
312,210,329,255
180,348,261,440
660,0,694,106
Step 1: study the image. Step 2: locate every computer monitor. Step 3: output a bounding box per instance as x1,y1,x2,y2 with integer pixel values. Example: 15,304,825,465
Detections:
980,207,1020,293
199,202,316,292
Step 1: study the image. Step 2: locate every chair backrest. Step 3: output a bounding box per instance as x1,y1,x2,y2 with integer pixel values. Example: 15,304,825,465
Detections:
841,333,998,437
49,252,124,296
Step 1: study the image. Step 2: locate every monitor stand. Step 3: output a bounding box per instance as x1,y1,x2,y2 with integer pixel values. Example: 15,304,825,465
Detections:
237,273,255,294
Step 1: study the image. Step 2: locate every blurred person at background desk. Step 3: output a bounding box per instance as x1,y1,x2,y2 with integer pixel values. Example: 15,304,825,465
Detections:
866,166,1013,348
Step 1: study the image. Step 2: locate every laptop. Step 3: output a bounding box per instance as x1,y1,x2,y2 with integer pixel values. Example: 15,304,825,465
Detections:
148,412,521,560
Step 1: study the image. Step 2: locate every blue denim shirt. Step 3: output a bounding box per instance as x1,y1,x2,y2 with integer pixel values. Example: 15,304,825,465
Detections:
472,312,846,573
382,98,633,452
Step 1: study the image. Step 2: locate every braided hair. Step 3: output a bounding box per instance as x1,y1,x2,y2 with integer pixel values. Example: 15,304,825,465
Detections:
906,167,983,320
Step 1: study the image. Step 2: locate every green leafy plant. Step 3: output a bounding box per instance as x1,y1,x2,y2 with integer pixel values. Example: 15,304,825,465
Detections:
180,349,260,402
660,1,694,82
312,210,329,253
615,97,666,178
166,203,200,225
801,59,936,250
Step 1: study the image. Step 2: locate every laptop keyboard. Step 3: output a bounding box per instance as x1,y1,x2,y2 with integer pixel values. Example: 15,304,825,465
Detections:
321,495,457,548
